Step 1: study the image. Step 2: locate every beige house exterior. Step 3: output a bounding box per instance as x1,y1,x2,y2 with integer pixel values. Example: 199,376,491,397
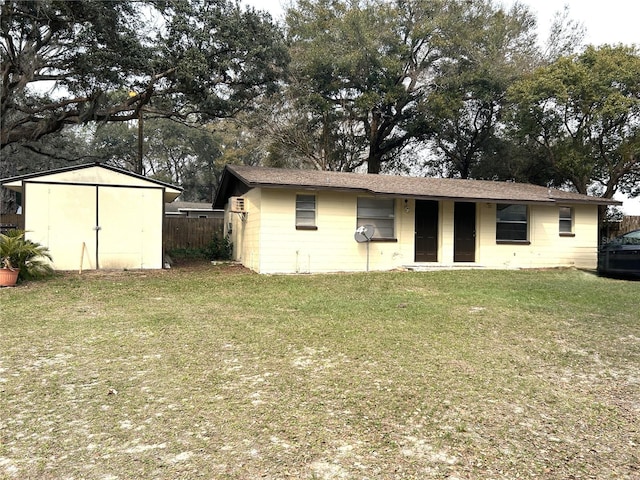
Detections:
1,163,181,270
213,165,619,274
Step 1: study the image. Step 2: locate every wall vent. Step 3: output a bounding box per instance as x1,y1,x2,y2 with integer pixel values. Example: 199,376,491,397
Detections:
229,196,245,213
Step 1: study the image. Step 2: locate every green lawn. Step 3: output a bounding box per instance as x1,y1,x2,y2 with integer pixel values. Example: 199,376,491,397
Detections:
1,265,639,479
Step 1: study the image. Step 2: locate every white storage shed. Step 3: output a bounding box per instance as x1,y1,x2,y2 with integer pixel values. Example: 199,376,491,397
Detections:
1,163,182,270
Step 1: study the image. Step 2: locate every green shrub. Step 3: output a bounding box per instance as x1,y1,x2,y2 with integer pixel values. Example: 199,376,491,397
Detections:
167,247,209,260
0,229,54,281
168,235,233,263
204,235,233,261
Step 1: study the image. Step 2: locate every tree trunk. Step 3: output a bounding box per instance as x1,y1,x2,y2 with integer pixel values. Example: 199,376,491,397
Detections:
367,151,382,174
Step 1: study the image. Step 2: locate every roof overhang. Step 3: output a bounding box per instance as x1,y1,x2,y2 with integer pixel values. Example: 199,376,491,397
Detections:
213,165,621,208
1,162,183,203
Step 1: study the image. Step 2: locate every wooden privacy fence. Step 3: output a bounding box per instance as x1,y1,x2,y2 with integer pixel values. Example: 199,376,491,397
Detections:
163,217,224,250
0,213,24,233
602,216,640,239
620,215,640,232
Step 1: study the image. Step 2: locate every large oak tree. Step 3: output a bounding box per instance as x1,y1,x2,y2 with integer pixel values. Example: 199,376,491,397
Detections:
507,45,640,204
421,1,538,179
277,0,543,175
0,0,288,152
283,0,456,173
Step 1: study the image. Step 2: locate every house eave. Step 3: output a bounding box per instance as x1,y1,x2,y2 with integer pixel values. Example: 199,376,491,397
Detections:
234,182,621,207
212,165,622,208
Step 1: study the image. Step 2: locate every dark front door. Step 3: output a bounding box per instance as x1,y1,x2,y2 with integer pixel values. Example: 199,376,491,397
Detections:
415,200,439,262
454,202,476,262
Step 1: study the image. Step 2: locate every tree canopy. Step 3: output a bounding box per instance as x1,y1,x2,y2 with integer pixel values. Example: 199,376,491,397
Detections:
282,0,459,173
271,0,546,176
421,1,538,179
507,44,640,201
0,0,288,150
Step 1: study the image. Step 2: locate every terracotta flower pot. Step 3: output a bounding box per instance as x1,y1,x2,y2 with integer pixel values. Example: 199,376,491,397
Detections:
0,268,19,287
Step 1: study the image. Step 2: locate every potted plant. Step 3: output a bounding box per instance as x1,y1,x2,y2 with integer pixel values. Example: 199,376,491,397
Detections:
0,229,53,286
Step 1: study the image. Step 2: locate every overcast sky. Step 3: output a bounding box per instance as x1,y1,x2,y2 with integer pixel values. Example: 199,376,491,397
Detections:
242,0,639,213
244,0,639,47
512,0,639,47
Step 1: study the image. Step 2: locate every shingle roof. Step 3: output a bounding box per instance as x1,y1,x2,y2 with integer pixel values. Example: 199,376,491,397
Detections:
214,165,620,207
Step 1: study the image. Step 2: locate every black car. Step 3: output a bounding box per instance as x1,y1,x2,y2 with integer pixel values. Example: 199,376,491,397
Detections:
598,229,640,278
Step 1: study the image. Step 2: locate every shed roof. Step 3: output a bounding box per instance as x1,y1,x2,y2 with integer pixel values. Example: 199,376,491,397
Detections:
213,165,620,208
1,163,182,203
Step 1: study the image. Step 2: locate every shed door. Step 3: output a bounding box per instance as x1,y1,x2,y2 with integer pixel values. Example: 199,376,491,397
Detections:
454,202,476,262
98,187,163,269
24,183,97,270
414,200,439,262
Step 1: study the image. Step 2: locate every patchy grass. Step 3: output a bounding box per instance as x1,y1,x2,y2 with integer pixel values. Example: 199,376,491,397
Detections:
1,265,639,479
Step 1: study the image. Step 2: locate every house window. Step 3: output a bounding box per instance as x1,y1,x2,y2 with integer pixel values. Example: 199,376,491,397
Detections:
559,206,574,235
296,194,317,230
357,197,395,240
496,204,528,242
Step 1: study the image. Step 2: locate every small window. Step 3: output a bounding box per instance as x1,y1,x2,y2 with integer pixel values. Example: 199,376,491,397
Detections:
357,197,395,239
296,194,316,229
496,204,528,242
559,207,573,235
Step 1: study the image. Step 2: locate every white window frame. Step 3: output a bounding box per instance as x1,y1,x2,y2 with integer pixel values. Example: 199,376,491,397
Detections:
295,194,317,230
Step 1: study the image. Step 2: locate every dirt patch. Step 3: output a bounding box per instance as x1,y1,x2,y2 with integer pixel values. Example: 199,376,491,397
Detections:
171,259,252,275
54,259,252,279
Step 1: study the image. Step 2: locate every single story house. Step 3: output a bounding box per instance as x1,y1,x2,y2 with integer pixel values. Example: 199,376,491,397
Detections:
1,163,182,270
165,201,224,218
213,165,619,274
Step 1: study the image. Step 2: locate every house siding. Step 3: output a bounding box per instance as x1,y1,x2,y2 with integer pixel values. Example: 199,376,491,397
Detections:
211,165,618,274
439,201,456,264
476,203,598,269
228,187,262,272
224,188,601,274
243,189,417,274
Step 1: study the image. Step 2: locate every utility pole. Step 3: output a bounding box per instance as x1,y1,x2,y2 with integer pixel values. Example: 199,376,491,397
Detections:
129,89,144,175
137,107,143,175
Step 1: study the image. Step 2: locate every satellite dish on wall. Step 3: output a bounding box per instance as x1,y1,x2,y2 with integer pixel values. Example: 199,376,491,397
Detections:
354,224,375,271
354,224,375,243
